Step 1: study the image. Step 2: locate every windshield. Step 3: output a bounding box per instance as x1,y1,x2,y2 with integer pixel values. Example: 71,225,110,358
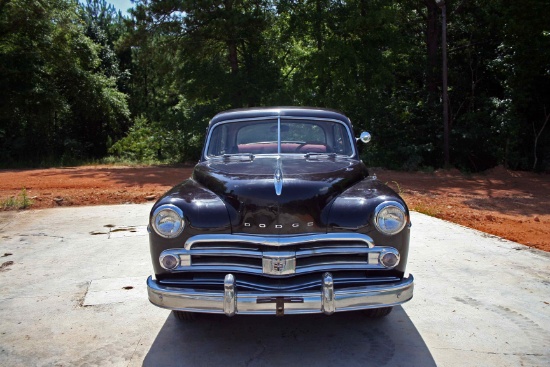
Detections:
206,118,354,157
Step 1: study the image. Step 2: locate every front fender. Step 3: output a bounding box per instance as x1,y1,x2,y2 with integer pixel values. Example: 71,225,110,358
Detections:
327,177,409,230
149,179,231,275
327,177,410,274
151,178,232,231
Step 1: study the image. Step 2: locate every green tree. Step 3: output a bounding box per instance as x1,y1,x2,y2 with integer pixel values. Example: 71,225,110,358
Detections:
495,0,550,170
0,0,130,165
113,0,283,161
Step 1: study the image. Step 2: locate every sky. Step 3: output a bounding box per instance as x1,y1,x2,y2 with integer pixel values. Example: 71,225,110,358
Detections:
108,0,134,14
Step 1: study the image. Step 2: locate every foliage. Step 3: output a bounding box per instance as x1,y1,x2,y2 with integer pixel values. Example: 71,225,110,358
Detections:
0,0,129,165
0,0,548,171
408,201,440,218
2,188,33,210
109,115,188,162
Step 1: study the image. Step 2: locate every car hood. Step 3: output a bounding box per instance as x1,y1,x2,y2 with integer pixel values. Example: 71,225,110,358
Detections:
193,156,368,234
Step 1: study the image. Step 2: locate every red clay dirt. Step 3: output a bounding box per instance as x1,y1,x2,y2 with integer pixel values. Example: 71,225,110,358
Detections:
0,165,548,252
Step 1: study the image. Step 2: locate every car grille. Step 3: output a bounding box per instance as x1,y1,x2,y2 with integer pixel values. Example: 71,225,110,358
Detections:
189,241,376,272
158,233,401,291
180,233,387,274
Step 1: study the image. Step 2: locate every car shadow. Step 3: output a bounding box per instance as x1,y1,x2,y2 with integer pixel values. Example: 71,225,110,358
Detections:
143,306,436,367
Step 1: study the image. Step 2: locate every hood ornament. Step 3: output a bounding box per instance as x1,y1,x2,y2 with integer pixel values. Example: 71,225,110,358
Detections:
274,157,283,196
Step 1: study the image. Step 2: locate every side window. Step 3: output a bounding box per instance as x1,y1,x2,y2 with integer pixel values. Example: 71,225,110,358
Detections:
207,124,230,156
332,124,353,155
333,124,345,154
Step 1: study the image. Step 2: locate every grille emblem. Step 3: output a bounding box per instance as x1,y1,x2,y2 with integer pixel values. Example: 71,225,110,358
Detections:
273,260,285,272
262,252,296,275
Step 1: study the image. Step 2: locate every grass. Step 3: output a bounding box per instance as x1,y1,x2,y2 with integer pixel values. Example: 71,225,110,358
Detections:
385,180,403,195
1,188,33,210
0,155,181,170
385,181,441,217
410,202,441,217
99,155,174,166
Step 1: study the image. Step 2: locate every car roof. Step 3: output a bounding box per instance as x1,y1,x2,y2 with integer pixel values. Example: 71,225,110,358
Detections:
209,107,352,127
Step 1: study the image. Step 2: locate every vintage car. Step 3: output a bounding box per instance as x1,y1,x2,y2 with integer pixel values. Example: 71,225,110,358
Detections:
146,107,413,319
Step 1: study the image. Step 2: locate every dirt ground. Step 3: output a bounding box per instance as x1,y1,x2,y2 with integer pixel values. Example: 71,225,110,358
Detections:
0,165,548,252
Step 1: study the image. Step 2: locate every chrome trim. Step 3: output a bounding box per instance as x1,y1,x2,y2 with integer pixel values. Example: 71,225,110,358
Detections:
223,274,236,316
158,275,402,292
374,201,408,236
322,272,335,315
274,156,283,196
184,233,375,250
262,251,296,275
368,252,379,264
147,274,414,315
358,131,371,143
161,246,400,276
295,245,373,257
160,233,403,275
179,254,191,267
160,262,394,276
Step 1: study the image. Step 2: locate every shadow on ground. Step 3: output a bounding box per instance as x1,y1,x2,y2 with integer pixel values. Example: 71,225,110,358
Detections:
143,306,435,367
30,166,194,187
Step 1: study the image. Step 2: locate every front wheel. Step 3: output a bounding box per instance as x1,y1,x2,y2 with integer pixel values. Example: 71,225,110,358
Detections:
362,307,393,318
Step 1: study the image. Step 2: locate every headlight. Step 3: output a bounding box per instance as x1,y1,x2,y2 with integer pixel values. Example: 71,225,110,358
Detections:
151,204,185,238
160,253,180,270
380,250,400,268
374,201,407,235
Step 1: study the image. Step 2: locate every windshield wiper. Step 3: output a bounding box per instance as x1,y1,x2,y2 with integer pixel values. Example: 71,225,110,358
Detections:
304,152,337,159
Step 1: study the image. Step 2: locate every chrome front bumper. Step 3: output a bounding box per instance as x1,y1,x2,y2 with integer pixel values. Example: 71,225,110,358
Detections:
147,273,414,316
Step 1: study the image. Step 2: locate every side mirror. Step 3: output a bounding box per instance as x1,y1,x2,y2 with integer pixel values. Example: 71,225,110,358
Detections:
357,132,371,144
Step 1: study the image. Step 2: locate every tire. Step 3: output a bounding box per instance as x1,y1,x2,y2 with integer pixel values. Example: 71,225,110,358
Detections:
362,307,393,318
173,310,197,321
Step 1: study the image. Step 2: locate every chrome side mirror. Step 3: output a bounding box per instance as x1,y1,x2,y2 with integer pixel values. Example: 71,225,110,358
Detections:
358,132,371,144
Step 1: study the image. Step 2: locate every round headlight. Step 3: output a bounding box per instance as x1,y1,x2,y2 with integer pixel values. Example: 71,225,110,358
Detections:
152,204,185,238
160,253,180,270
380,251,400,268
374,201,407,235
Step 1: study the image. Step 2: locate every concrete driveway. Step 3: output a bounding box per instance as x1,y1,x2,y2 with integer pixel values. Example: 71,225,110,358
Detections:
0,205,548,367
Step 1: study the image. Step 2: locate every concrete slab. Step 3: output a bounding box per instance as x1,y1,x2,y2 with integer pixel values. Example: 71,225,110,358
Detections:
0,204,548,367
83,276,147,306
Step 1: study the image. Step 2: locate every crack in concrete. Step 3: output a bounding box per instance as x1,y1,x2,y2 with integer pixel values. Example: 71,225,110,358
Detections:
244,342,266,367
0,216,15,232
89,225,147,239
431,347,545,357
19,233,65,241
127,335,143,367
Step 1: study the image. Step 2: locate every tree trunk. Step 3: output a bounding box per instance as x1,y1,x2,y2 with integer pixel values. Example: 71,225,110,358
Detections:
315,0,326,102
224,0,240,107
532,109,550,171
228,40,239,76
426,0,440,103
